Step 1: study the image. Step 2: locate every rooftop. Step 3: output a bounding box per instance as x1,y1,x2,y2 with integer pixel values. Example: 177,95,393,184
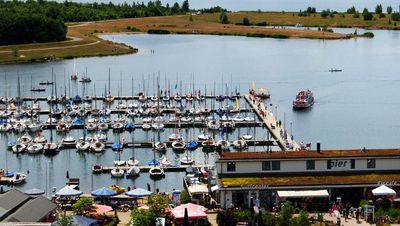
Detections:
219,172,400,188
218,148,400,160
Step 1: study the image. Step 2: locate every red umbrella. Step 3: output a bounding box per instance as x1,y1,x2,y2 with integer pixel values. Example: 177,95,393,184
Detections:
95,204,113,215
172,203,207,219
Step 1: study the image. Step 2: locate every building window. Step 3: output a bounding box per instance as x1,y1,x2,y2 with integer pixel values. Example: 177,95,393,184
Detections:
367,159,376,168
262,161,271,171
227,162,236,171
271,161,280,170
351,159,355,169
306,160,315,170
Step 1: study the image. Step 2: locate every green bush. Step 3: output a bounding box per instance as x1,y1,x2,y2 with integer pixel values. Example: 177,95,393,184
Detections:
147,29,170,34
255,21,268,26
233,209,251,222
363,32,374,38
180,189,191,204
242,17,250,25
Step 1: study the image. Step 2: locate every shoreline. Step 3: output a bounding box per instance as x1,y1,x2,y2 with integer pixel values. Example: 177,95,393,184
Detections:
0,12,386,64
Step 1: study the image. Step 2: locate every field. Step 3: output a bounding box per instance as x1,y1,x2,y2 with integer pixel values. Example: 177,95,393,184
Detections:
0,11,388,64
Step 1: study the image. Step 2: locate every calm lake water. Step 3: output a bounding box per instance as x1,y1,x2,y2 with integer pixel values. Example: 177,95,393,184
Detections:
1,29,400,194
59,0,400,12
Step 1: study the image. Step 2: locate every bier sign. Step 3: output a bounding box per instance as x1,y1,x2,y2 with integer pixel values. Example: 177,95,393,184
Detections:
327,159,353,170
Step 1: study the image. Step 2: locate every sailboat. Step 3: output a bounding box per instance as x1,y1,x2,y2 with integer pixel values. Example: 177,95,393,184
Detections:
104,69,114,103
180,148,194,165
149,137,164,179
79,68,91,83
44,73,59,155
127,129,139,166
111,142,125,177
71,59,78,81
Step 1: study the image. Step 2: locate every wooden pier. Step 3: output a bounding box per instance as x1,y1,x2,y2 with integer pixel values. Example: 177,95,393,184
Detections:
244,94,299,151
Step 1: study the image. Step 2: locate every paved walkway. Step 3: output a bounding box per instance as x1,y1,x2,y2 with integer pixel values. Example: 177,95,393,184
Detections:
244,94,300,151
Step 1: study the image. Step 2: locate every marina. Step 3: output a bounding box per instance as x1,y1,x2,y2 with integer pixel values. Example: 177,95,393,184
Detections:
0,30,399,196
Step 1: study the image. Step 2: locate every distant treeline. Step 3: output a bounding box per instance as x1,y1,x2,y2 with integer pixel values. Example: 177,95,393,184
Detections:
0,0,225,45
0,12,67,45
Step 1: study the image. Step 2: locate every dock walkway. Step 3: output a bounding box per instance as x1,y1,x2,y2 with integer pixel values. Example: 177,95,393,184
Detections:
98,164,214,174
244,94,299,151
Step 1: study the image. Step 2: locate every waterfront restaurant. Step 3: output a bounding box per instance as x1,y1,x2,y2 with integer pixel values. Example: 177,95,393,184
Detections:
215,147,400,210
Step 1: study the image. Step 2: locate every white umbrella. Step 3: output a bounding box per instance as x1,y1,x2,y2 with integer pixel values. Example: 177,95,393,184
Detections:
372,185,396,196
56,185,83,197
125,188,152,198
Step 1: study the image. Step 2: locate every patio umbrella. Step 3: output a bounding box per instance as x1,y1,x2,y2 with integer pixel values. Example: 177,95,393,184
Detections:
183,208,189,226
71,215,97,226
95,204,113,214
172,203,207,219
24,188,45,196
125,188,152,198
91,187,117,197
56,185,83,197
372,185,396,196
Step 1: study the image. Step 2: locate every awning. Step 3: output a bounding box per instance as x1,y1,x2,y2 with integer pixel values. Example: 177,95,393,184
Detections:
211,185,219,192
277,190,329,198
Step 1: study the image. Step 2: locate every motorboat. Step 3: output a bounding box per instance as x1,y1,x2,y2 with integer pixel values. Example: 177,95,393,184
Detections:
34,135,47,144
127,166,140,177
180,156,194,165
152,123,165,130
92,164,103,173
217,139,231,151
13,122,27,133
207,119,219,130
114,160,126,166
155,141,167,153
293,89,314,109
141,123,151,130
28,122,42,132
168,133,180,141
172,138,186,151
222,121,235,132
43,142,58,155
249,88,270,99
18,133,32,145
26,143,43,154
93,132,107,142
62,136,76,146
241,134,253,140
149,166,164,178
7,172,27,184
161,157,172,166
98,122,109,131
56,122,70,133
110,168,125,177
76,140,90,151
112,122,124,132
90,140,105,153
46,117,58,124
202,138,216,151
197,133,211,141
86,122,97,131
12,143,26,154
233,139,248,150
104,95,114,103
0,123,12,132
127,157,139,166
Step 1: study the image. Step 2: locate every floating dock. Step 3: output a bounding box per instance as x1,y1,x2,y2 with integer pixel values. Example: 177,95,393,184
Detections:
96,164,214,174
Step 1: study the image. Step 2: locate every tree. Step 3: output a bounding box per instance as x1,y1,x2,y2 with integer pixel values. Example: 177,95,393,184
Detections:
277,201,295,226
130,207,153,226
220,11,229,24
147,194,168,217
320,9,330,18
391,12,400,21
262,211,277,226
347,6,356,14
387,6,393,14
375,4,383,14
181,0,189,12
72,197,96,217
180,189,191,204
54,212,74,226
242,16,250,25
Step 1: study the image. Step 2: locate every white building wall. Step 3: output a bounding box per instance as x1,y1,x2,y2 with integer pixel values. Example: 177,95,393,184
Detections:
217,158,400,174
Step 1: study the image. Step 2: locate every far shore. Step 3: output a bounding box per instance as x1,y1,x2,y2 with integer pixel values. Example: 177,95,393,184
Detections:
0,11,389,64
